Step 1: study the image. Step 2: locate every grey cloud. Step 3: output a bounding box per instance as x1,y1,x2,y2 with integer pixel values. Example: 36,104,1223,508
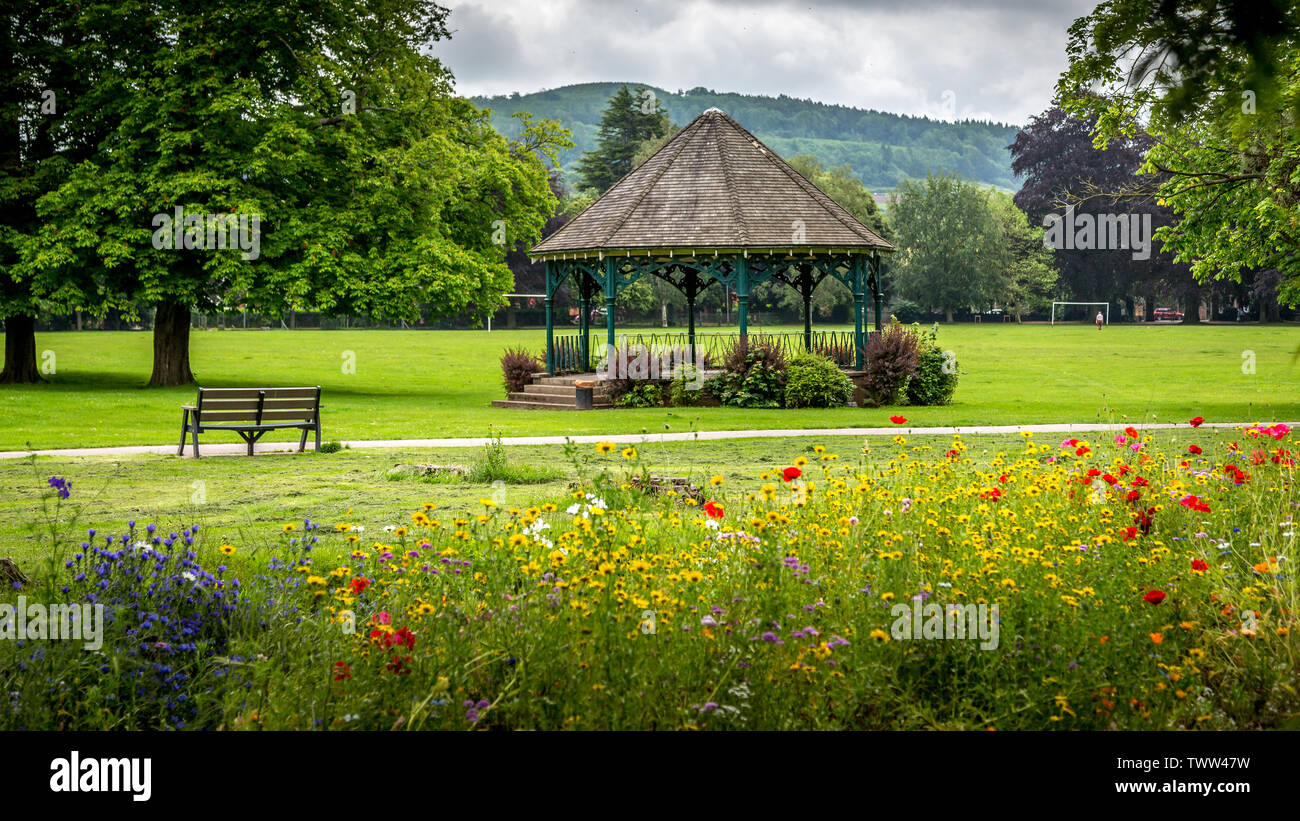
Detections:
435,0,1100,124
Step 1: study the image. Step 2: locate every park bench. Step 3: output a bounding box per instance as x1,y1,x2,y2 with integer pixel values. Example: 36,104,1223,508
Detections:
178,386,322,458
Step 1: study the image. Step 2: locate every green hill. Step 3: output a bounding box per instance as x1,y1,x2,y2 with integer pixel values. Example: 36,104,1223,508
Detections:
470,82,1021,194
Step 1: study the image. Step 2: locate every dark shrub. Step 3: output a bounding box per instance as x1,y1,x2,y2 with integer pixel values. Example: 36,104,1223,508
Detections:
784,353,854,408
862,321,919,406
714,338,786,408
616,382,664,408
905,326,959,405
889,298,925,324
501,346,543,396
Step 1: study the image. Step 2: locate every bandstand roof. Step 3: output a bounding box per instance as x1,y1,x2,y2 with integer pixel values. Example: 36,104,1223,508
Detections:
530,108,894,260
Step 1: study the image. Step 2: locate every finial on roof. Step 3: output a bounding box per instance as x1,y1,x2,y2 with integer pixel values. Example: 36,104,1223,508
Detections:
703,106,724,115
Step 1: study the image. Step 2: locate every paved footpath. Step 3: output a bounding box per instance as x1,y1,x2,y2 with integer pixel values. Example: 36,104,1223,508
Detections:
0,421,1272,460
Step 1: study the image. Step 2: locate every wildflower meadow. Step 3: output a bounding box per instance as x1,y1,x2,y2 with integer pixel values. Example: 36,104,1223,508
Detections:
5,420,1296,731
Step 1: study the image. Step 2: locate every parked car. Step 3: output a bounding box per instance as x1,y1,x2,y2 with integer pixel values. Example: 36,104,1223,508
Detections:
1153,307,1184,321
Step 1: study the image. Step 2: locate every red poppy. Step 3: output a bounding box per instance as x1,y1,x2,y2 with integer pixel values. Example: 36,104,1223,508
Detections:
1143,590,1166,605
998,474,1009,483
386,626,416,650
1189,416,1204,428
1125,489,1142,503
1191,559,1209,572
1122,526,1138,541
1125,426,1139,439
782,466,802,482
349,577,371,595
1130,476,1149,487
945,449,959,459
1075,446,1090,456
1180,494,1211,513
889,415,908,425
703,501,724,519
332,661,352,681
386,655,413,675
1187,445,1202,455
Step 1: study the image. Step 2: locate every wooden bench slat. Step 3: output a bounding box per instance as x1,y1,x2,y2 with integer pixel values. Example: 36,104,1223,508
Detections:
200,387,319,399
197,410,318,423
199,398,319,412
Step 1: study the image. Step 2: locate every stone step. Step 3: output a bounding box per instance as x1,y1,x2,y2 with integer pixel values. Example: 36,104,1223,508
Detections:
524,383,610,397
507,391,612,408
490,399,613,411
534,374,602,386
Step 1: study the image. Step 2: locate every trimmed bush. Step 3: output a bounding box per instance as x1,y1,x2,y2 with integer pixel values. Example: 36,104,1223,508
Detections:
906,326,959,405
501,347,542,396
784,353,854,408
862,321,919,406
616,382,664,408
714,338,786,408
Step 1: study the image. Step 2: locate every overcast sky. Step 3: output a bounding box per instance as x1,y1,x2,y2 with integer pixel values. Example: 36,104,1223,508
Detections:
434,0,1101,126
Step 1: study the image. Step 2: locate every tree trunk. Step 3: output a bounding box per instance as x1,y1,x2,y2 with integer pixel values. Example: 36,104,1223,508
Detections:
148,300,195,387
1144,288,1158,322
945,307,954,323
1181,288,1201,324
0,315,43,384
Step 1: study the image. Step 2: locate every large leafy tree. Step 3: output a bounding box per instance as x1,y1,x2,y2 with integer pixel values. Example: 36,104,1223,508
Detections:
1,1,142,383
575,85,669,193
1056,0,1300,307
17,0,566,386
1009,106,1196,319
888,173,1004,322
987,191,1058,320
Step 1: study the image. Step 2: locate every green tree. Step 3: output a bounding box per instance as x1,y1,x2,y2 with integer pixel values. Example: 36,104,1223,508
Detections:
575,85,669,192
18,0,566,386
1,0,140,383
988,191,1058,320
1057,0,1300,307
888,173,1003,322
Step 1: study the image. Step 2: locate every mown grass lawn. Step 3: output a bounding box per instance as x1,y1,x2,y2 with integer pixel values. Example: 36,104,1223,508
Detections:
1,323,1298,450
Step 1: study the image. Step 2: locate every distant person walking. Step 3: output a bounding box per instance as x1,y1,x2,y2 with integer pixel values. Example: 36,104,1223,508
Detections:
1095,311,1104,330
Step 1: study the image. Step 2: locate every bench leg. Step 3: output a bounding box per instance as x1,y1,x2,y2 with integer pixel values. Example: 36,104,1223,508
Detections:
178,410,189,457
298,426,308,453
191,423,201,459
315,421,321,452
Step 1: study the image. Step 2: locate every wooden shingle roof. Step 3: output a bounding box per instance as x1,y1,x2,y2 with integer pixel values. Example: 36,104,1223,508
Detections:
530,108,894,258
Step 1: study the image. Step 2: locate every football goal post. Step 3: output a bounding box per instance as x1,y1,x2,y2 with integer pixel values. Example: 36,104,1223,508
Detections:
1050,302,1110,326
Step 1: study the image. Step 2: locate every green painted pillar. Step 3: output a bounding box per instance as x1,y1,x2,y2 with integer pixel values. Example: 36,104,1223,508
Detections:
736,257,749,349
578,274,590,372
544,260,555,375
853,257,865,370
871,254,884,332
802,272,813,352
604,257,617,354
686,272,697,362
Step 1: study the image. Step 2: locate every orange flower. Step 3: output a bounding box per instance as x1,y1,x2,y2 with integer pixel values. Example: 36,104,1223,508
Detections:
1149,632,1164,644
